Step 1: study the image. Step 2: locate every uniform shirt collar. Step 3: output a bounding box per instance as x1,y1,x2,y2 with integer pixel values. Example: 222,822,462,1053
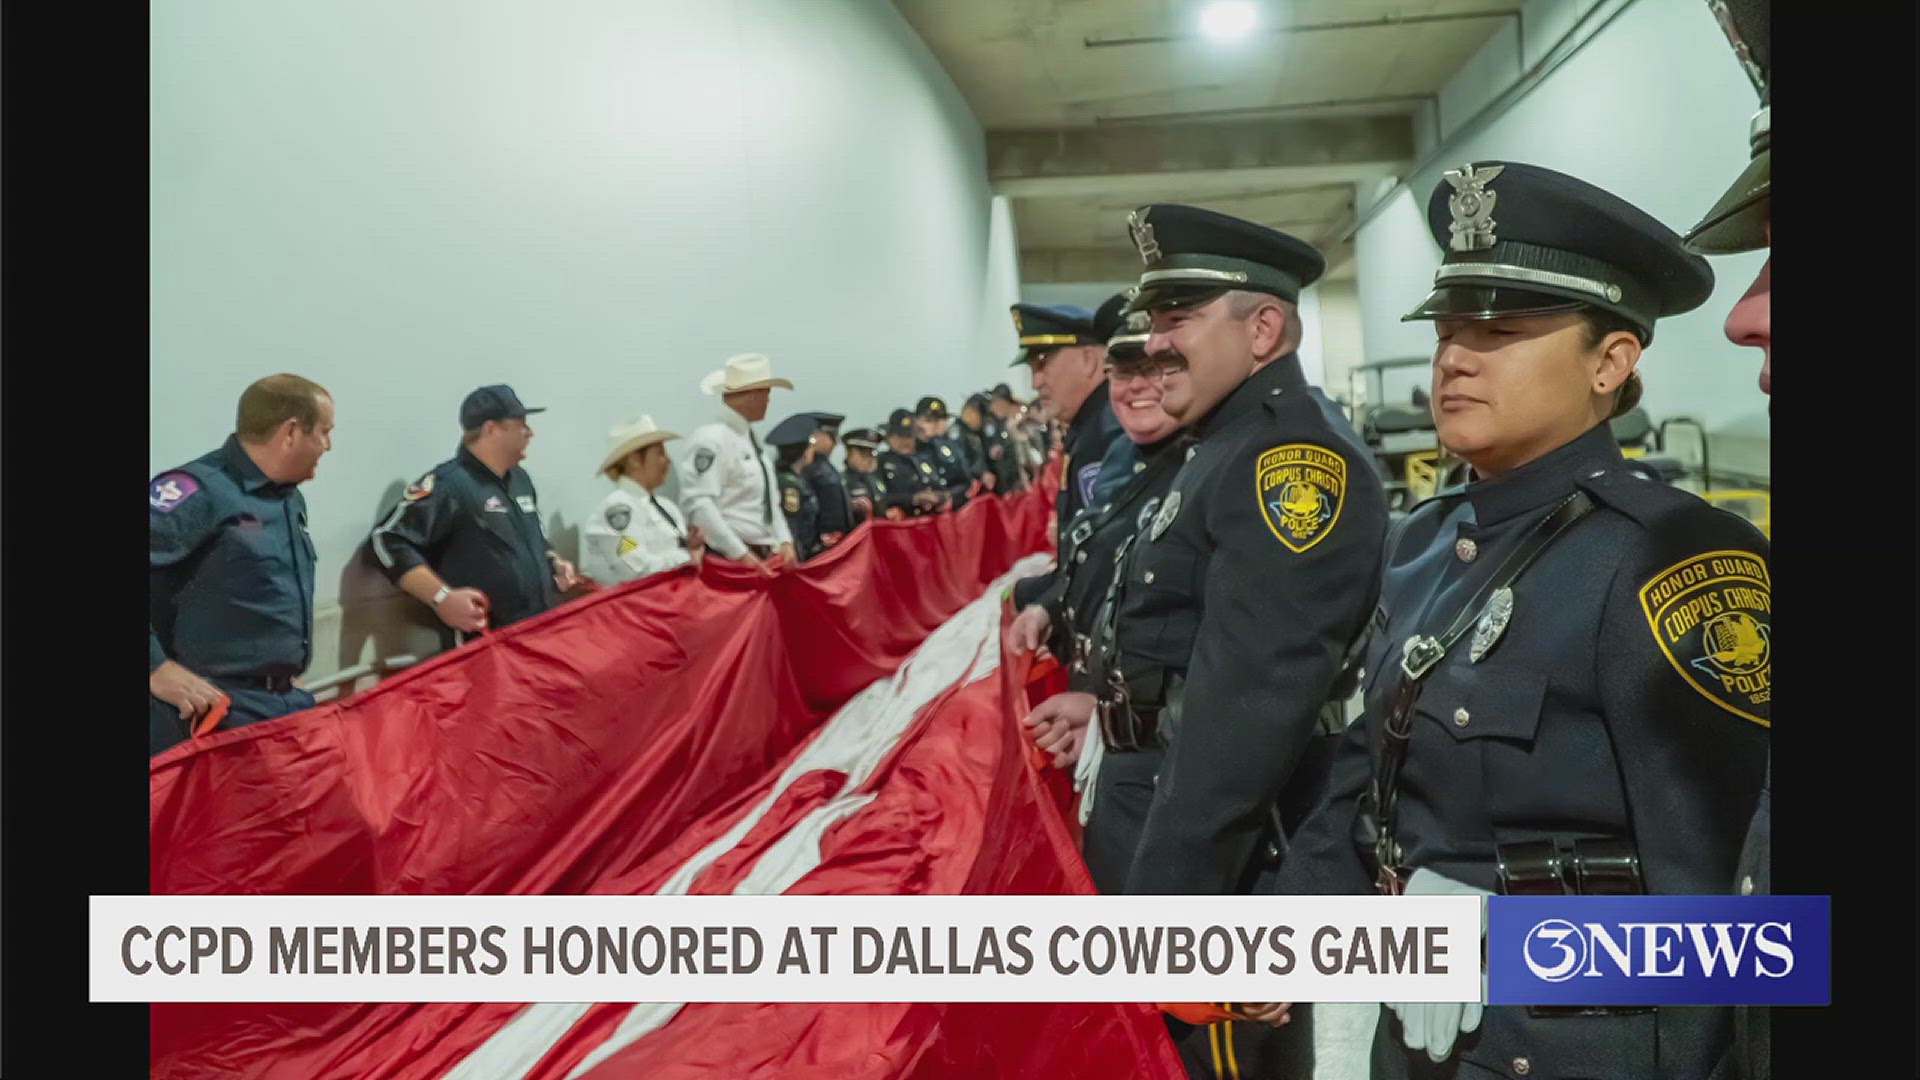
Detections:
1464,421,1622,527
221,434,282,494
615,476,653,499
1196,352,1306,437
1067,380,1112,439
719,409,751,436
457,443,512,485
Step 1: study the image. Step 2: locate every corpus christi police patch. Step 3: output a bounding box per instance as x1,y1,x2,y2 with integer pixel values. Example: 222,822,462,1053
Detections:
1638,549,1771,725
605,505,631,532
149,472,200,513
693,449,715,474
1255,444,1346,552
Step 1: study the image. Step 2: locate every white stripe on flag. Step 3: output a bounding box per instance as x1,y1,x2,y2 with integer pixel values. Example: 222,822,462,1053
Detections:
440,554,1051,1080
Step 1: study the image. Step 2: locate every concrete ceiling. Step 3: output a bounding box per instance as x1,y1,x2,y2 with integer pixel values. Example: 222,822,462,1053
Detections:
893,0,1524,283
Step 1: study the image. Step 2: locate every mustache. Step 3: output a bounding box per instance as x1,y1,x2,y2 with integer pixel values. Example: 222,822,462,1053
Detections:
1147,346,1190,372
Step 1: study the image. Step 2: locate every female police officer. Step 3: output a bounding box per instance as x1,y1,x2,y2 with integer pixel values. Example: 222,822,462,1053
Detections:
1277,162,1769,1079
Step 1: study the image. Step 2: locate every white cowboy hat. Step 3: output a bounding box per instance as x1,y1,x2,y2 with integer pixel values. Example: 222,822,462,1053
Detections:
597,414,680,476
700,352,795,396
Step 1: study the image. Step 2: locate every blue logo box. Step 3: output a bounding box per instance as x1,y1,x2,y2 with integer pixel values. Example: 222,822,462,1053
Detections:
1487,896,1829,1006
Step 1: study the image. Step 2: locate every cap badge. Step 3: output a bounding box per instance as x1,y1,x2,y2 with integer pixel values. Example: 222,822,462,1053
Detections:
1011,310,1024,333
1707,1,1765,94
1127,207,1161,265
1443,164,1505,252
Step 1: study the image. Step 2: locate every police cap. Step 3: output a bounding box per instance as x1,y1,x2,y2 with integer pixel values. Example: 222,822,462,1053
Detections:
1008,304,1098,366
1123,204,1325,313
989,383,1023,404
460,384,546,429
766,413,821,449
841,428,883,451
963,392,990,416
808,411,845,433
1684,0,1770,254
1106,307,1153,362
886,409,917,438
916,396,949,419
1401,161,1713,346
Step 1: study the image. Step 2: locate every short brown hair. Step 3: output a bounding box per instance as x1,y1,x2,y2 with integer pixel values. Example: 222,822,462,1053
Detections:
236,374,330,442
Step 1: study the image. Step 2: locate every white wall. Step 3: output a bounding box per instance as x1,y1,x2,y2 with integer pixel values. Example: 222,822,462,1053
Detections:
1351,0,1769,472
151,0,1021,683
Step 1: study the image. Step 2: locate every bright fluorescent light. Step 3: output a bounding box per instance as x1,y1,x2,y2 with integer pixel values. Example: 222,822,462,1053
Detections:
1199,0,1259,42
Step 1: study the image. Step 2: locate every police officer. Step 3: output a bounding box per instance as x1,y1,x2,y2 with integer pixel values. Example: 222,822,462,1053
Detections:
677,354,798,569
1685,5,1770,1075
768,412,827,561
1018,306,1189,895
875,408,942,518
1087,208,1388,1075
982,385,1026,492
840,427,886,525
953,393,995,489
372,385,577,638
149,374,334,755
804,411,854,545
1277,163,1769,1079
914,396,972,509
1006,299,1126,653
580,415,704,585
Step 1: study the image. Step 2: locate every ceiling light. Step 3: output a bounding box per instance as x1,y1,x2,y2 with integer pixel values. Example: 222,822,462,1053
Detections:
1198,1,1259,42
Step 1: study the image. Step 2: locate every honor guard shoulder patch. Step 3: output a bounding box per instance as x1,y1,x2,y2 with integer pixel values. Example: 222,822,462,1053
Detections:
693,448,715,474
1255,444,1347,552
403,473,435,501
605,504,631,532
149,472,200,513
1638,549,1770,725
782,485,801,514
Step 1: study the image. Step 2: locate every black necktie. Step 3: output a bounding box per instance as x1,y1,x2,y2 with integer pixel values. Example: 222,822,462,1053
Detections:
747,427,773,524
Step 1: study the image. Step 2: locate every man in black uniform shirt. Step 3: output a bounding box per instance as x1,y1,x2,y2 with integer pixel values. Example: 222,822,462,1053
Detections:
1685,4,1771,1076
149,374,336,755
768,412,827,560
1276,163,1768,1079
839,427,886,525
1005,300,1125,651
1091,205,1390,1077
913,396,972,509
372,385,577,638
874,409,942,519
954,393,996,491
986,384,1029,492
803,411,853,545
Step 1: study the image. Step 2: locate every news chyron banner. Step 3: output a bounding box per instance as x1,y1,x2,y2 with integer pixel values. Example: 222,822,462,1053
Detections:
92,894,1827,1007
93,895,1480,1004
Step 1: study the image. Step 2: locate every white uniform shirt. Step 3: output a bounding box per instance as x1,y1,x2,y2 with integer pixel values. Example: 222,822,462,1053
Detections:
580,477,693,584
676,410,792,559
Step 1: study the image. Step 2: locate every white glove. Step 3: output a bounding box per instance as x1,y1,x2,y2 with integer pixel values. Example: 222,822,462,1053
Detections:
1387,867,1489,1063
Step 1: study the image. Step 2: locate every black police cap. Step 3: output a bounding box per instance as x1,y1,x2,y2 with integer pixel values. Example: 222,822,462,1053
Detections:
766,413,821,448
1124,204,1325,312
841,427,883,451
886,408,917,437
1106,307,1153,362
1685,0,1770,254
460,384,545,429
1091,291,1131,344
963,392,990,416
1008,303,1098,366
916,396,949,419
808,411,845,432
1401,161,1713,345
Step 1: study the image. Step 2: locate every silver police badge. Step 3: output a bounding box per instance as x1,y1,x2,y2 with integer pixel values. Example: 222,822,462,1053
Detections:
1128,207,1161,265
1136,497,1162,533
1149,491,1181,540
1444,163,1505,252
1468,586,1514,663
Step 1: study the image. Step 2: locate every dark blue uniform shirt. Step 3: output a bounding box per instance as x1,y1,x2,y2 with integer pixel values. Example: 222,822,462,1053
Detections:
149,435,316,678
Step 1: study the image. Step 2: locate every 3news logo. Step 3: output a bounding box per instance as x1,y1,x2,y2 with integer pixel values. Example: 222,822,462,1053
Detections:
1486,896,1829,1006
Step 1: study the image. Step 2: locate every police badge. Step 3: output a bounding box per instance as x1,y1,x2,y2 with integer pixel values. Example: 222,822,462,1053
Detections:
1443,163,1505,252
1136,497,1162,533
1128,207,1161,265
606,505,631,532
1150,491,1181,540
1468,587,1513,663
693,448,715,474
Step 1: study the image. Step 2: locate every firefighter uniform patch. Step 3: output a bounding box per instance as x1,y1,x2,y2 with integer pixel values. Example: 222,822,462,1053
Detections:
782,485,801,514
1638,549,1770,725
1255,443,1346,552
